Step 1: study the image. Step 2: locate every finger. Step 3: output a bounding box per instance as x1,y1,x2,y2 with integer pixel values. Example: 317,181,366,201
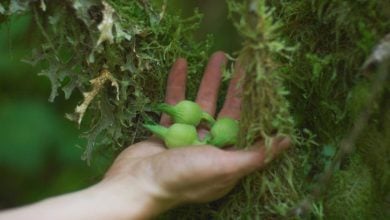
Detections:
160,58,188,126
218,63,244,120
222,136,291,177
196,51,227,115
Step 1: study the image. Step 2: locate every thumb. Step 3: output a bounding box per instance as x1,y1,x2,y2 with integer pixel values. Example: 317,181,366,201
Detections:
223,136,291,177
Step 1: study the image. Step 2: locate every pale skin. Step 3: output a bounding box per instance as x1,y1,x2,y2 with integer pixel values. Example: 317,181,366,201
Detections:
0,51,290,220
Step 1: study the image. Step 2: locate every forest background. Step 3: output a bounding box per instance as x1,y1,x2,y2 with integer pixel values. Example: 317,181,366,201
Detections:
0,0,389,219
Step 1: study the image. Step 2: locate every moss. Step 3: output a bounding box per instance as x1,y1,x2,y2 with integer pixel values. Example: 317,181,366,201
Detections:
3,0,211,163
354,107,390,219
168,0,389,219
2,0,390,218
325,155,375,220
229,0,295,148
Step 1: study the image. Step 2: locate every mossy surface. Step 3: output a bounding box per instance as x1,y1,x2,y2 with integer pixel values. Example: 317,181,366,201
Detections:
1,0,211,163
1,0,389,219
164,0,390,219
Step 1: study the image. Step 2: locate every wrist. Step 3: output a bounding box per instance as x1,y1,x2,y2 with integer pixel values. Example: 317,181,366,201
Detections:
94,176,178,219
0,180,160,220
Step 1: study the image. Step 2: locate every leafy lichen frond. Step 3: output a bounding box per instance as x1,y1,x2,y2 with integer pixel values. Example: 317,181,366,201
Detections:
66,68,119,125
3,0,211,163
2,0,390,218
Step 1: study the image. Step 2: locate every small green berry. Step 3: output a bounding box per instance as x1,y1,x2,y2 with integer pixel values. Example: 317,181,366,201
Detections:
156,100,215,126
144,123,202,148
208,117,239,147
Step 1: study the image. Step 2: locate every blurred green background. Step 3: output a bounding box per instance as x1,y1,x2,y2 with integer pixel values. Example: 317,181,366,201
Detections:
0,14,110,208
0,1,238,209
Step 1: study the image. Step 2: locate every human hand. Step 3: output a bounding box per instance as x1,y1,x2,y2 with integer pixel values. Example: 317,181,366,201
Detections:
100,52,291,219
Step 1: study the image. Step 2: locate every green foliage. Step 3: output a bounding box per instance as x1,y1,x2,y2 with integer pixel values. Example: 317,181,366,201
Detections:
353,100,390,219
2,0,211,164
346,80,373,119
325,156,375,219
207,1,304,218
1,0,390,219
168,0,389,219
229,0,295,148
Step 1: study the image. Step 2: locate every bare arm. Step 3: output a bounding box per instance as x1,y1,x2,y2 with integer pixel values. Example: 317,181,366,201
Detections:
0,181,155,220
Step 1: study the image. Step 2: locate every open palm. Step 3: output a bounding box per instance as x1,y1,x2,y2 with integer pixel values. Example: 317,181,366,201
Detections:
104,51,290,216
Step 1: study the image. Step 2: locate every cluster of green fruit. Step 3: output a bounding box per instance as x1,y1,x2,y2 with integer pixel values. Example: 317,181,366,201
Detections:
144,100,239,148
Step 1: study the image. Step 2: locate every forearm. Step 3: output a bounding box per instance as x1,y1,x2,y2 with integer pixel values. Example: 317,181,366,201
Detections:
0,180,161,220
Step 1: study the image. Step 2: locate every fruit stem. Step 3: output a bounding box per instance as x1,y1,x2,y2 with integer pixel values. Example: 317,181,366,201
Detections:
156,103,176,117
201,112,216,125
143,124,168,139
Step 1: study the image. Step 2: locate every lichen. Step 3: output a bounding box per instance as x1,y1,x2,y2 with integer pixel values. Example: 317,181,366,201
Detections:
1,0,389,218
3,0,211,164
163,0,390,219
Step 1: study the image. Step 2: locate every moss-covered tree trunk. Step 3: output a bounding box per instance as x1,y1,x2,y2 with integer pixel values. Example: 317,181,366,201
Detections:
1,0,389,218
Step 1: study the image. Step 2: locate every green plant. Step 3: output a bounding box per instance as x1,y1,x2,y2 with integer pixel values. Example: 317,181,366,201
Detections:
157,100,215,126
1,0,389,218
1,0,212,164
207,117,239,147
147,102,239,148
144,123,202,148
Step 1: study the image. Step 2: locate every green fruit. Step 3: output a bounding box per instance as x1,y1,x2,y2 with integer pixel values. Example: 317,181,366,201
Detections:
208,117,239,147
144,123,202,148
156,100,215,126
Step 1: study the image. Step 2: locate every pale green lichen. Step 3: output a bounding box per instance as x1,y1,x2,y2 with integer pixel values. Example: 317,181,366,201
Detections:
2,0,390,218
3,0,211,164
